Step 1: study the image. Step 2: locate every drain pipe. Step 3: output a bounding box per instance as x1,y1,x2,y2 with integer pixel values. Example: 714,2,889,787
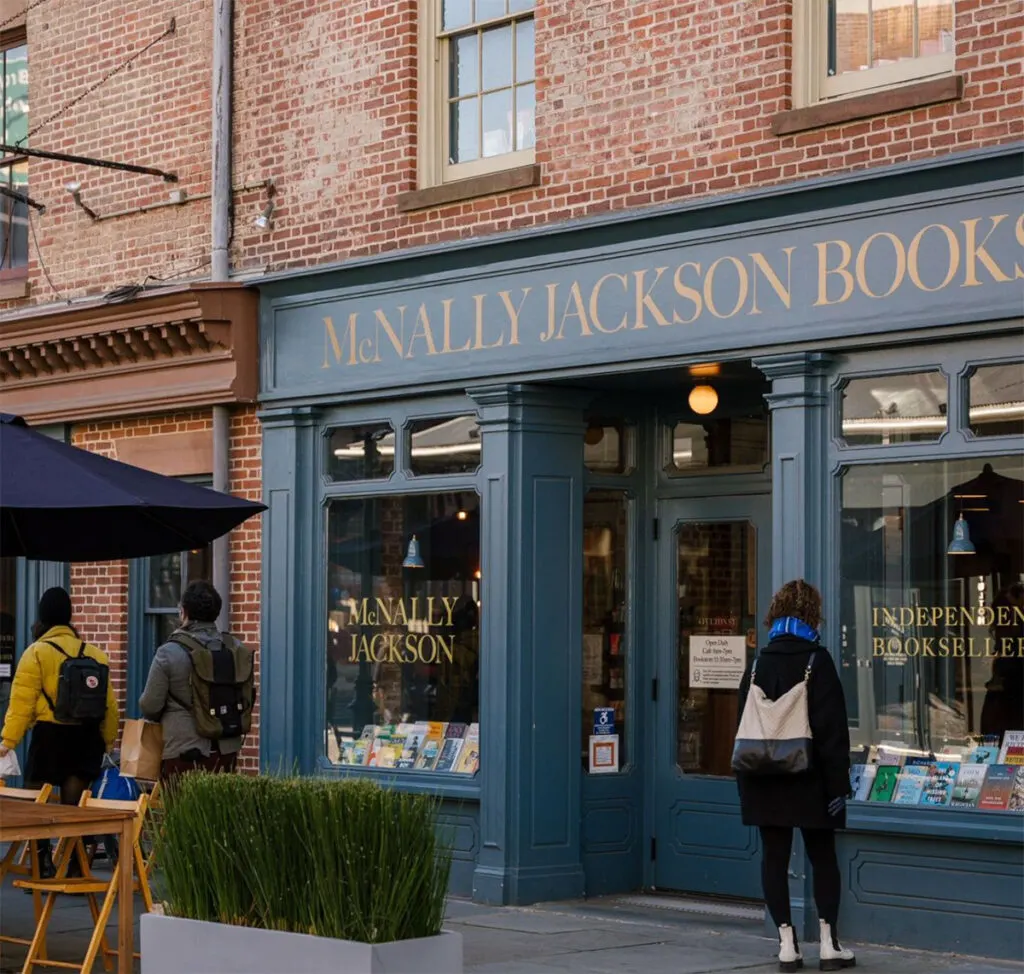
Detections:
211,0,233,629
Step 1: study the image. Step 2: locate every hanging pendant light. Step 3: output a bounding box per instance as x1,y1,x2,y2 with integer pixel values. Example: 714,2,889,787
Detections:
947,514,976,556
403,535,425,569
688,384,718,415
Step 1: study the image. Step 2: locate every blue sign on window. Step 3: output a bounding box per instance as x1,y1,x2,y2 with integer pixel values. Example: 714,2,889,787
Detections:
593,707,615,736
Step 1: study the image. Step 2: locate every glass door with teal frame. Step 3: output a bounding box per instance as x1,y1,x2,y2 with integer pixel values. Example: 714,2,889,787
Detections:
653,493,771,898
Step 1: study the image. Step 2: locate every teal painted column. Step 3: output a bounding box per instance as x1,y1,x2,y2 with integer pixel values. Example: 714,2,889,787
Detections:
468,384,589,905
258,406,320,775
754,352,834,943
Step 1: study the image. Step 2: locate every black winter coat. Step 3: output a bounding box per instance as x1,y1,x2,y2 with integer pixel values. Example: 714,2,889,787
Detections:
735,635,851,830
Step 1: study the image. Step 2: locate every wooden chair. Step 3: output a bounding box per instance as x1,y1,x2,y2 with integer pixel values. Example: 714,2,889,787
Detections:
14,792,153,974
0,781,54,954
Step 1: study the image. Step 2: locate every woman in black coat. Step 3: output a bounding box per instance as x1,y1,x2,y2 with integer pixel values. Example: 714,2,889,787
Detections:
735,579,856,973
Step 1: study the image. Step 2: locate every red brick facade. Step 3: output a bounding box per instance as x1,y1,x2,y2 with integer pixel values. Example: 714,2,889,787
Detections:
68,408,262,771
2,0,1020,769
2,0,1018,309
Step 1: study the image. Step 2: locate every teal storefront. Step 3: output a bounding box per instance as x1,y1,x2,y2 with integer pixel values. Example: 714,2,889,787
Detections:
256,145,1024,958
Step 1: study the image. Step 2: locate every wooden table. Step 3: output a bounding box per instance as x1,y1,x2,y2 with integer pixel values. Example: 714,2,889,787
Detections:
0,800,136,974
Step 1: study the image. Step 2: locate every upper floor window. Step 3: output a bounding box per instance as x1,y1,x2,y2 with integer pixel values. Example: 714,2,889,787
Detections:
795,0,954,106
0,33,28,276
420,0,535,186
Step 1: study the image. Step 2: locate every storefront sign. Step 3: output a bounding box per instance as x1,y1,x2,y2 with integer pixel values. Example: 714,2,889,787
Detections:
589,734,619,774
689,635,747,688
871,604,1024,662
264,187,1024,397
343,596,459,665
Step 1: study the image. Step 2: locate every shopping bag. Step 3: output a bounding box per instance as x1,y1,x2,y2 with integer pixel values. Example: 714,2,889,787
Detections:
92,758,141,801
120,719,163,780
0,748,21,778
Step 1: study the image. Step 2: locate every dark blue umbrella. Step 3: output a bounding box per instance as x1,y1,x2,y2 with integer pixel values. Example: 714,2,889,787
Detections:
0,414,266,562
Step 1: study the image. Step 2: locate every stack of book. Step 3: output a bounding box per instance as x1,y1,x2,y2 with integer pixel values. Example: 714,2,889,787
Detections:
849,730,1024,812
339,721,480,775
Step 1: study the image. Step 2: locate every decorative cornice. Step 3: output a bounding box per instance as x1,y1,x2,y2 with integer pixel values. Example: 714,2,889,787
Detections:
0,283,258,424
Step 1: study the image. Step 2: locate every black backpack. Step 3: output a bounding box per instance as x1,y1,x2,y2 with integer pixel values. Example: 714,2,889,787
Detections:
40,640,109,724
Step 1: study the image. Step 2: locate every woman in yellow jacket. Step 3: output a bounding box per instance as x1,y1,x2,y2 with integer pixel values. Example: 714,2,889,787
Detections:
0,587,119,806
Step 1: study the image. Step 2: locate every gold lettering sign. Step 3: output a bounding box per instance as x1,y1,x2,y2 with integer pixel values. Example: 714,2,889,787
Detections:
345,597,458,665
319,212,1024,372
869,604,1024,662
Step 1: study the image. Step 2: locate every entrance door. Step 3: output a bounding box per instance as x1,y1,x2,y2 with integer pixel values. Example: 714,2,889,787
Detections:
653,494,771,898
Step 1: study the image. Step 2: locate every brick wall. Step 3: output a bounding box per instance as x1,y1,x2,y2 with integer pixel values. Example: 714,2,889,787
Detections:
2,0,1018,309
69,406,263,770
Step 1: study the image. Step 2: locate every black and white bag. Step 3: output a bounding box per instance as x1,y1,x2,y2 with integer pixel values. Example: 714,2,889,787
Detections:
731,656,814,775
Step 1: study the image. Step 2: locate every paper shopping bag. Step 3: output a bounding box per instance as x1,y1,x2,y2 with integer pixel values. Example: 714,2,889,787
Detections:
120,719,163,780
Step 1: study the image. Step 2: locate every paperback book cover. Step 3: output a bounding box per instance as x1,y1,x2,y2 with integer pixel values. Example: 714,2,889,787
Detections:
1008,768,1024,813
868,765,900,803
396,724,428,769
965,745,1000,765
852,764,877,802
433,736,465,773
351,738,370,766
977,764,1016,811
453,724,480,775
875,743,908,767
998,731,1024,764
918,761,959,807
891,765,928,805
949,764,988,808
413,722,447,771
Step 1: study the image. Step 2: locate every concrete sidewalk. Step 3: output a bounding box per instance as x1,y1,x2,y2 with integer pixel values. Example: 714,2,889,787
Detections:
3,876,1022,973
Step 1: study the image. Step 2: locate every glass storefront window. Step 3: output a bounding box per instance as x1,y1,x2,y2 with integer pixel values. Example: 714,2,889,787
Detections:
968,362,1024,439
676,521,758,776
669,416,767,473
0,557,16,687
840,371,948,446
839,455,1024,801
408,416,481,476
147,547,212,647
581,490,628,771
327,423,395,482
584,423,628,474
326,491,481,774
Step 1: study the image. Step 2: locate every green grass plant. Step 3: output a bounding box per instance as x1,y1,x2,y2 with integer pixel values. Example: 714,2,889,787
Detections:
154,774,452,943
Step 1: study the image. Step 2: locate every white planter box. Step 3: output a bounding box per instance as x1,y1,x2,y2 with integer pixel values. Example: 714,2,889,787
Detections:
141,912,463,974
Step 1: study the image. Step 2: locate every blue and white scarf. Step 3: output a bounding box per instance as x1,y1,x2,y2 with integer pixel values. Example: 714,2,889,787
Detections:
769,615,820,644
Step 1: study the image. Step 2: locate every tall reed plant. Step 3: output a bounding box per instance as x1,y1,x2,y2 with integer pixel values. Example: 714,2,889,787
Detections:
155,774,452,943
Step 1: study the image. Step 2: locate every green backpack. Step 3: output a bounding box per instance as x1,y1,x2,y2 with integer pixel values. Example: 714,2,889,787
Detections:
168,632,255,741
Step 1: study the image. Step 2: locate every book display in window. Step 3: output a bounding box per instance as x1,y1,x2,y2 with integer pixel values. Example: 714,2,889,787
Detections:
334,722,480,775
849,731,1024,812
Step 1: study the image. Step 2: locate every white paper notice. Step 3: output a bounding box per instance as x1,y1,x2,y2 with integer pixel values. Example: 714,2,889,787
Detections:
689,635,747,689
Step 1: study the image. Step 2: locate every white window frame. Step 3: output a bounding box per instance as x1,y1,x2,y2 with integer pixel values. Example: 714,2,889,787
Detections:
793,0,955,109
417,0,535,188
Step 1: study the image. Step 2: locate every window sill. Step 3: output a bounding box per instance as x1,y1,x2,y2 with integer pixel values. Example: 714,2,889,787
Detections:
771,74,964,137
0,272,29,300
846,799,1024,845
315,758,482,798
397,163,540,213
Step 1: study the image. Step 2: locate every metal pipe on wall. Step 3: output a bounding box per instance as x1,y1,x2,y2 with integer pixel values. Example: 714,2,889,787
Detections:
211,0,233,283
212,405,231,630
211,0,233,629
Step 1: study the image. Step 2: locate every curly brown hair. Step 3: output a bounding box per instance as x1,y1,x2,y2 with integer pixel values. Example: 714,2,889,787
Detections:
764,579,823,631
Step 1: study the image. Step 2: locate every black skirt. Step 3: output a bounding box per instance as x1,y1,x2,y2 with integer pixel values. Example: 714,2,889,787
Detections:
25,720,105,787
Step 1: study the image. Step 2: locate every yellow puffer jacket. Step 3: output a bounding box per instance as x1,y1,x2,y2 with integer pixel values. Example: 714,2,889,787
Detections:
1,625,119,751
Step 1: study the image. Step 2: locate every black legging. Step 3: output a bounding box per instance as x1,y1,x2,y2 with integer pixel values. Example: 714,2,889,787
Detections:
759,826,841,928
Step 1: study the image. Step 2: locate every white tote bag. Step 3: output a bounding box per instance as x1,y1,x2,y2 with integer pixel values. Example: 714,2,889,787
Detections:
731,656,814,775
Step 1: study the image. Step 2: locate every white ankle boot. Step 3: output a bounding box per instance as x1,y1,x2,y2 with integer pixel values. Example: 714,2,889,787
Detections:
818,920,856,971
777,923,803,972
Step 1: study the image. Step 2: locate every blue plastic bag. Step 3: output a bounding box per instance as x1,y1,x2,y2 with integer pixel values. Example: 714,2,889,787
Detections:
92,755,140,802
